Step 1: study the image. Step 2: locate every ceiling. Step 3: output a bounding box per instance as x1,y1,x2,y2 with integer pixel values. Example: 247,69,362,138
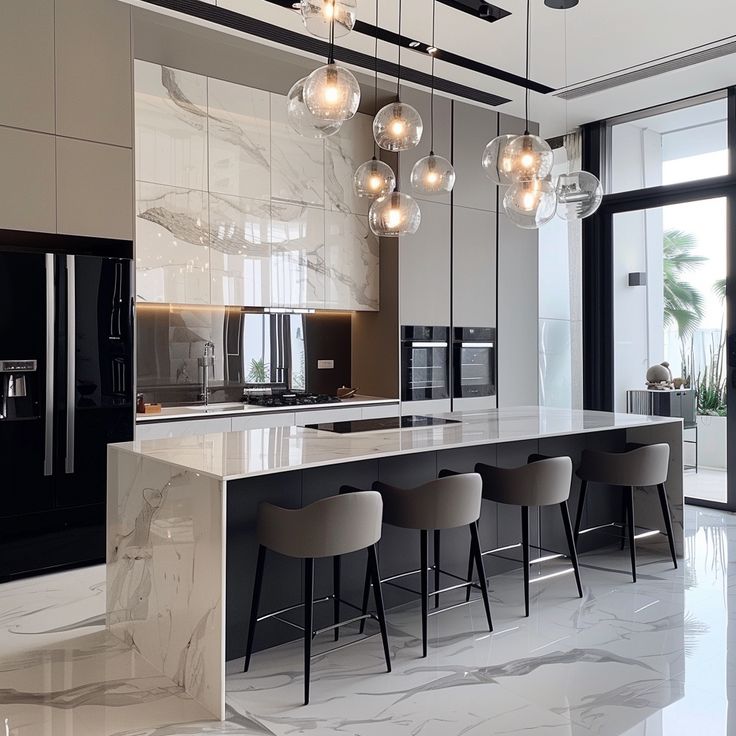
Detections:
124,0,736,137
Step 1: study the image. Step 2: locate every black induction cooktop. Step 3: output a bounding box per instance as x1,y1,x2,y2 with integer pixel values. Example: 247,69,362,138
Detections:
305,415,462,434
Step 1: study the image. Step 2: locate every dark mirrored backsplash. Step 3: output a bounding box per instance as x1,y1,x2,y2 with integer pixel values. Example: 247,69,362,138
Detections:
136,306,351,405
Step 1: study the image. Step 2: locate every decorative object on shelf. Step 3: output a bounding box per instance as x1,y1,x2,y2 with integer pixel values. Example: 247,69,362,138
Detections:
372,0,423,151
411,0,455,196
353,0,397,199
300,0,357,39
645,362,674,389
503,177,557,229
481,133,516,185
369,190,421,237
303,3,360,123
287,77,343,138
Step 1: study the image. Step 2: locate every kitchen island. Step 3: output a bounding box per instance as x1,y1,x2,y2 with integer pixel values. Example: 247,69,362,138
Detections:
106,406,683,720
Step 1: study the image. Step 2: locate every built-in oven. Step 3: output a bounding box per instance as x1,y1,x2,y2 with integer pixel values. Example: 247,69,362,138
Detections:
452,327,496,399
401,326,450,401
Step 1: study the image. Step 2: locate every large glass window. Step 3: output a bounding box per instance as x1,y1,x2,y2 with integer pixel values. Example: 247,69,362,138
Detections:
609,97,728,194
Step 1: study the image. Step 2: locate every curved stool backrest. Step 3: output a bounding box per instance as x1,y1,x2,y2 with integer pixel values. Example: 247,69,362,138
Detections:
257,491,383,559
373,473,482,530
578,443,669,487
475,457,573,507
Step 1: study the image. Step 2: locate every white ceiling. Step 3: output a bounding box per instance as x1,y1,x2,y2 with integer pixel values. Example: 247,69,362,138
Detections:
123,0,736,137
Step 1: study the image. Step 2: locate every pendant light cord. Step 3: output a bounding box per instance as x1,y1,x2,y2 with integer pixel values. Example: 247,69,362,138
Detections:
524,0,530,135
396,0,402,98
373,0,380,157
328,1,336,63
430,0,436,154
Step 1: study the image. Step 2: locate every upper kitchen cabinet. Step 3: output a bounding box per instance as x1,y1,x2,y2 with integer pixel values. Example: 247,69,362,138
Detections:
398,88,453,205
399,200,451,327
452,102,497,212
135,61,208,191
0,0,55,133
325,211,379,311
325,113,373,216
0,127,56,233
270,94,324,207
55,0,132,148
453,206,496,328
207,78,271,202
56,137,133,240
209,193,271,307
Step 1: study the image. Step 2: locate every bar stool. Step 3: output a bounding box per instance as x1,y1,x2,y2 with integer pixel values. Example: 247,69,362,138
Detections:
243,491,391,705
574,443,677,582
348,474,492,658
451,457,582,617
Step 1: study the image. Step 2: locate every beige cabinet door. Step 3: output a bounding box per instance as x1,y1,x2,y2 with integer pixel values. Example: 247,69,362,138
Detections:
453,102,497,212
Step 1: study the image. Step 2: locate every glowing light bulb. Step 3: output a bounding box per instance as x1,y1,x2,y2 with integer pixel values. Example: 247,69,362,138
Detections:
368,174,383,191
390,118,405,136
520,151,537,170
386,208,402,229
521,189,539,211
323,0,334,18
426,170,439,184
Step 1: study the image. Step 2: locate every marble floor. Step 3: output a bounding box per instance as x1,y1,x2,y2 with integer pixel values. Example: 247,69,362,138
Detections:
1,504,735,735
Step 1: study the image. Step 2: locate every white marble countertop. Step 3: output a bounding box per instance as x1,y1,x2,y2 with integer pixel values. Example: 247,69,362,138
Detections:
112,406,682,482
135,395,398,422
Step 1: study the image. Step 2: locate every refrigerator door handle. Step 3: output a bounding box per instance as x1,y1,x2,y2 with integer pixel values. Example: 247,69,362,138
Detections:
65,255,75,475
44,254,55,476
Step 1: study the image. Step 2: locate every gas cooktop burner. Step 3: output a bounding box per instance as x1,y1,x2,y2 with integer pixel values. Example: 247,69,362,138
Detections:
243,392,342,408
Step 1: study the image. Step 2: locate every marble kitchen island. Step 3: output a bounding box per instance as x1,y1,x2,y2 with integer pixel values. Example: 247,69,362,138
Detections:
106,407,683,720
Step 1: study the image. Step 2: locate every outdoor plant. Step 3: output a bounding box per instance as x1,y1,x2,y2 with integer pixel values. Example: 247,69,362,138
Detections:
663,229,707,340
695,335,727,416
247,358,269,383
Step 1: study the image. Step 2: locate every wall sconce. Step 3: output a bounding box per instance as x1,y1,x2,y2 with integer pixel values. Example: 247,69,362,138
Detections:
628,272,647,287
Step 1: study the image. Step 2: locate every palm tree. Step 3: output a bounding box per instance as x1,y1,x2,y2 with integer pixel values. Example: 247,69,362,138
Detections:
663,229,707,339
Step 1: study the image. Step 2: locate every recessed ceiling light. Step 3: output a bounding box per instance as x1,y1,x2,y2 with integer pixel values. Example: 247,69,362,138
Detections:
427,46,438,55
544,0,579,8
408,40,422,48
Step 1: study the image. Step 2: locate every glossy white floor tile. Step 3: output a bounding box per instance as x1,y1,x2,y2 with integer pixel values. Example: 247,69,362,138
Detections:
1,504,735,734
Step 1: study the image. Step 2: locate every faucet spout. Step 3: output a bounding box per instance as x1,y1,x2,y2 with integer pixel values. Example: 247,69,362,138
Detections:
198,341,215,407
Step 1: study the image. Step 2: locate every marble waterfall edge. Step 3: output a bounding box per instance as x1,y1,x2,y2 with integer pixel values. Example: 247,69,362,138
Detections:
106,446,225,719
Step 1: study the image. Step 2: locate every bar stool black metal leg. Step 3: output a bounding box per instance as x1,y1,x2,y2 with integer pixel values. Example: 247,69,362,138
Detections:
434,530,441,609
420,529,429,657
626,487,637,583
333,555,341,642
521,506,530,617
620,493,628,550
465,546,474,603
304,558,314,705
358,563,370,635
367,544,392,673
573,479,588,544
657,483,678,569
469,521,493,632
244,544,266,673
560,501,583,598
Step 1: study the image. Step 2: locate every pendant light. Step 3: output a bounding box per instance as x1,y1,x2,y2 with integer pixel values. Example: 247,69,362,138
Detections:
300,0,357,39
303,6,361,122
481,133,516,185
353,0,397,199
554,2,603,220
411,0,455,196
504,178,557,229
373,0,423,151
287,77,343,139
369,190,421,237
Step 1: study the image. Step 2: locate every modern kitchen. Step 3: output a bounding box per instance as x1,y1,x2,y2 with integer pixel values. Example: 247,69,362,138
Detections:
1,1,735,735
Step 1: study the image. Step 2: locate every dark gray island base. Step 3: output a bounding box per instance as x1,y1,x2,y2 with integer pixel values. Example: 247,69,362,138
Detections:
107,407,683,719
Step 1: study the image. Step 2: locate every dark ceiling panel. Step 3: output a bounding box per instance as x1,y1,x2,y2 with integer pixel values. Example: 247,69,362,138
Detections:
436,1,512,24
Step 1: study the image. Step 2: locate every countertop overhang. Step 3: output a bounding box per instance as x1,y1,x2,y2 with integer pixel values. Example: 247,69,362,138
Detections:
113,406,682,482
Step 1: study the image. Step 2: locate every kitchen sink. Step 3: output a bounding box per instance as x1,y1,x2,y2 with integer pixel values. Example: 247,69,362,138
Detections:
182,402,246,413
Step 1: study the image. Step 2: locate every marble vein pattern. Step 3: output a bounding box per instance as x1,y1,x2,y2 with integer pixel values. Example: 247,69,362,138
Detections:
324,113,373,216
270,201,326,308
136,182,210,304
270,94,325,207
135,61,208,191
207,78,271,202
325,210,379,311
106,448,225,719
209,193,272,307
0,503,731,734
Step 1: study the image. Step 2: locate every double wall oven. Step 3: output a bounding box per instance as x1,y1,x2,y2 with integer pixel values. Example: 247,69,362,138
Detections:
452,327,496,400
401,326,450,402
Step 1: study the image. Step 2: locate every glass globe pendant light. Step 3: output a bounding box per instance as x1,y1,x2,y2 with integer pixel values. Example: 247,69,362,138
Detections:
481,133,516,185
287,77,342,138
369,190,421,237
411,1,455,196
353,0,397,199
502,133,554,182
556,171,603,220
300,0,357,39
373,0,423,151
503,178,557,229
303,7,360,122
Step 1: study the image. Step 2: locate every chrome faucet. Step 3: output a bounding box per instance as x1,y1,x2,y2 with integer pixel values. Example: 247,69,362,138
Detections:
198,341,215,407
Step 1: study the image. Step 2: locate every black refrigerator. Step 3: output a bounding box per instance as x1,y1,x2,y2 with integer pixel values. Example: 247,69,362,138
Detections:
0,233,134,581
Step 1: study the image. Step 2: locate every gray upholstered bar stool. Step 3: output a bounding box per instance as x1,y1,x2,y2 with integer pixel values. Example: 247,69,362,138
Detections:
243,491,391,705
573,443,677,582
457,457,582,617
350,474,492,658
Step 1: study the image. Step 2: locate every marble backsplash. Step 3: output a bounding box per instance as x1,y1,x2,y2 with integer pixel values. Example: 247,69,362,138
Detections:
134,61,379,312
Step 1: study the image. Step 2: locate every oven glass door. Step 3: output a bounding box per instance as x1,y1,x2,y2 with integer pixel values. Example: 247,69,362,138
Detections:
454,344,494,398
402,343,449,401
